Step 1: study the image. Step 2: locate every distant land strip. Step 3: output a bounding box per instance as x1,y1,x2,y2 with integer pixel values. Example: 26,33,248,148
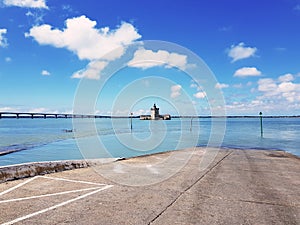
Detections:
0,112,300,119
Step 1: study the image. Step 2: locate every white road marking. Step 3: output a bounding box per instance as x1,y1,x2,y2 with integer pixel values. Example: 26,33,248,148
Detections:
39,175,107,186
0,186,101,203
0,176,38,197
0,175,114,225
1,185,113,225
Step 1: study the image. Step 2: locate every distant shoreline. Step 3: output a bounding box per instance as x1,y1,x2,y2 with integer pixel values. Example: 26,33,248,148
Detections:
1,115,300,119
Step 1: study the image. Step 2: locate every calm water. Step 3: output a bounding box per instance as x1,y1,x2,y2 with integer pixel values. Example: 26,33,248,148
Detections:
0,117,299,166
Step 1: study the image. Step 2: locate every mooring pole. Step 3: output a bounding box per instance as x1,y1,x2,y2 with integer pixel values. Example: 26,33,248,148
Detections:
130,112,133,132
259,112,263,137
190,117,193,131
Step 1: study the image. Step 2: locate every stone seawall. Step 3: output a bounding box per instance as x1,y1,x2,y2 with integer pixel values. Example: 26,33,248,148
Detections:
0,158,118,183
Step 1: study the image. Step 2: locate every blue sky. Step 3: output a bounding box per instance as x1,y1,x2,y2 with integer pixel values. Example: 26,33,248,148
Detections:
0,0,300,116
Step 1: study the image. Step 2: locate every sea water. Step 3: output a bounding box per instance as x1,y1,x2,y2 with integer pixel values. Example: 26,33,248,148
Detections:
0,117,299,166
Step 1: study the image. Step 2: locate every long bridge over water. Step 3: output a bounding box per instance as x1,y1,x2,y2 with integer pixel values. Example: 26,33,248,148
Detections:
0,112,110,119
1,112,299,119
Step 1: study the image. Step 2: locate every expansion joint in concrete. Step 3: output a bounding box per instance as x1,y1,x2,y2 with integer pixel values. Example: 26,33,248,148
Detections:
148,150,233,224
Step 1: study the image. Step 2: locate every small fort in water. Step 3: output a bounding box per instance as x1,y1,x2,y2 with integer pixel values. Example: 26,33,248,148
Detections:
140,104,171,120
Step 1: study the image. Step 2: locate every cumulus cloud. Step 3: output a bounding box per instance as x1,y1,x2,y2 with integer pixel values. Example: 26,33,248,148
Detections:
71,60,108,80
234,67,262,77
5,57,11,62
228,42,257,62
0,29,8,47
193,91,206,99
258,75,300,103
257,78,277,95
215,83,229,89
26,16,141,61
41,70,50,76
26,15,141,79
227,72,300,114
278,73,294,82
3,0,48,9
170,85,182,98
128,48,189,70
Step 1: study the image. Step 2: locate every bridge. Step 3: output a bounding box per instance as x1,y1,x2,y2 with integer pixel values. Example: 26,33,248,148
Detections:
0,112,110,119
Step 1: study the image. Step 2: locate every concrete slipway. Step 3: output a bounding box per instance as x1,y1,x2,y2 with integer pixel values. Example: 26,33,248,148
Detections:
0,147,299,225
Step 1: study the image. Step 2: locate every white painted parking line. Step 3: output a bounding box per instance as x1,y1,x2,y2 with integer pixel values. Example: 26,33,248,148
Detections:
1,185,113,225
0,176,38,197
0,187,100,203
40,175,107,186
0,175,114,225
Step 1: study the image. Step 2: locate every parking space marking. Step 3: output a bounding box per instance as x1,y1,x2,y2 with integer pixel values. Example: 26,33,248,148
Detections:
0,176,38,197
0,176,113,225
0,186,101,203
41,176,108,186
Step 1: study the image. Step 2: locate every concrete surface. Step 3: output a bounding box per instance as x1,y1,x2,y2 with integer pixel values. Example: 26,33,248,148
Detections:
0,148,299,225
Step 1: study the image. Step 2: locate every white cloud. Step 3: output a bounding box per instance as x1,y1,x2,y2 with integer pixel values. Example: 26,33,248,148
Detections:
0,29,8,47
133,109,150,116
25,10,45,24
234,67,262,77
30,107,51,113
193,91,206,99
3,0,48,9
278,73,294,82
170,84,182,98
26,15,141,61
228,42,257,62
41,70,50,76
278,82,297,92
0,106,16,112
190,82,202,91
71,60,108,80
226,73,300,114
128,48,189,70
257,78,277,94
26,11,34,17
5,57,11,62
215,83,229,89
26,15,141,80
258,76,300,103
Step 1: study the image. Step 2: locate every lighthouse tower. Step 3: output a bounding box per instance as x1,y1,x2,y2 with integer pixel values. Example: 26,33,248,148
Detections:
151,104,159,120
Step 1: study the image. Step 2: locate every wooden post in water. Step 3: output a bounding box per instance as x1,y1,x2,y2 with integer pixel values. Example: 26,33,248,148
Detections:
190,117,193,131
259,112,263,137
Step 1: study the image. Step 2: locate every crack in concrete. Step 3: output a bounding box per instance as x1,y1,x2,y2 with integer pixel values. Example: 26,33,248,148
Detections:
148,150,233,225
